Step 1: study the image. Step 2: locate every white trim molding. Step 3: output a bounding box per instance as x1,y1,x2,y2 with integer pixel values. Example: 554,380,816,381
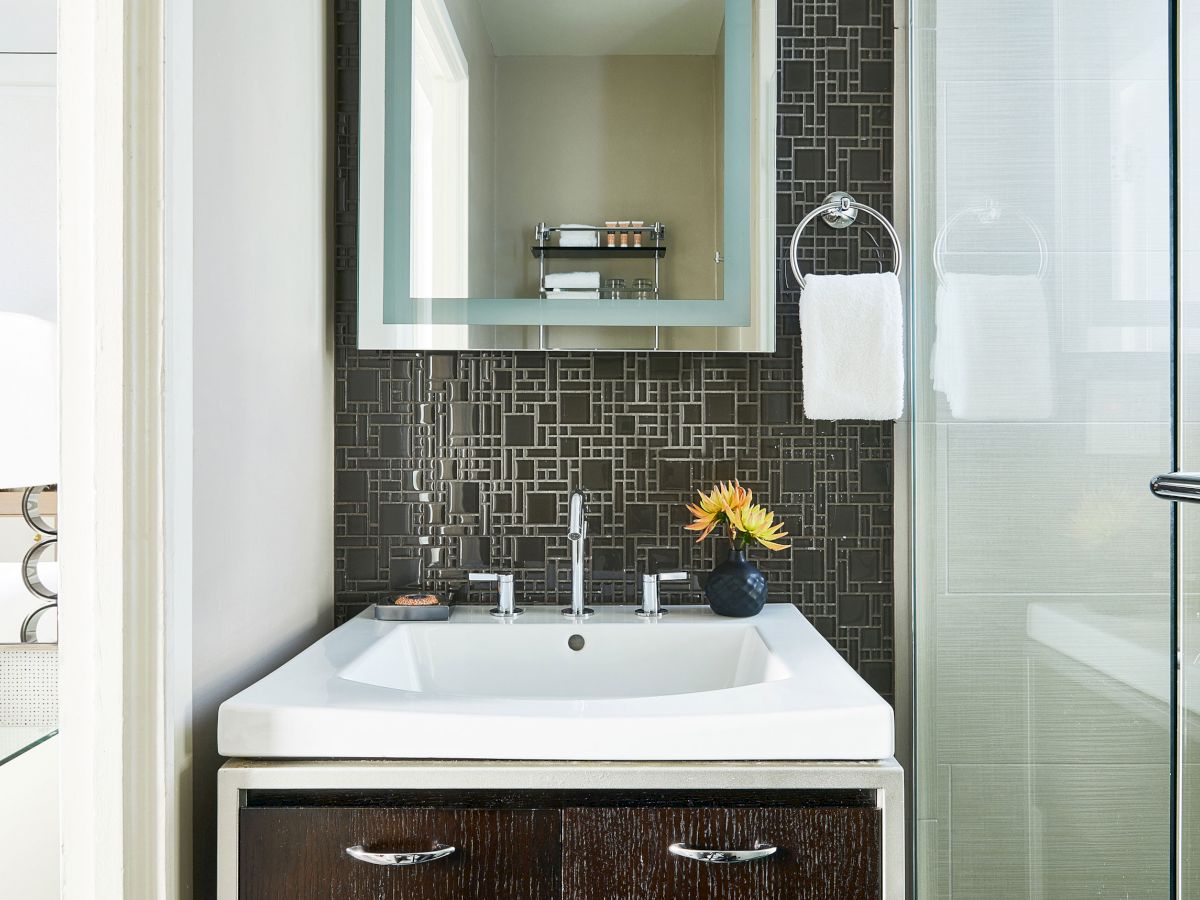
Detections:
58,0,170,896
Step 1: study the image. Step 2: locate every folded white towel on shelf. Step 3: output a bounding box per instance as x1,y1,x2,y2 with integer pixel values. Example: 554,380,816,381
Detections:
546,289,600,299
544,271,601,290
931,273,1052,420
558,225,599,248
799,272,904,421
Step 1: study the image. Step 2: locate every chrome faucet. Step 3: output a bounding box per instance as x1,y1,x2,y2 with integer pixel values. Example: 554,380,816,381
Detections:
563,488,594,618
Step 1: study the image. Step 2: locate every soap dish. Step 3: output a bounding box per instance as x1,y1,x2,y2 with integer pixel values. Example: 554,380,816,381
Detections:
374,593,451,621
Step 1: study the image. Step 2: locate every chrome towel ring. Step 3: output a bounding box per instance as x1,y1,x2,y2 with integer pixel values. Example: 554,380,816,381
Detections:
932,203,1048,285
788,191,903,290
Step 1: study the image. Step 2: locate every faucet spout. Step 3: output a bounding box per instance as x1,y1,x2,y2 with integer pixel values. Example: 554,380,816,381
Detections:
563,488,594,618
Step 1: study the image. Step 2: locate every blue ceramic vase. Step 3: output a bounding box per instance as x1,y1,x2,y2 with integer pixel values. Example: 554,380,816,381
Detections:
705,548,767,617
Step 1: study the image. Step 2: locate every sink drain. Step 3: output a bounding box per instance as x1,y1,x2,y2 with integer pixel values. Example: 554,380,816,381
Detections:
567,634,585,651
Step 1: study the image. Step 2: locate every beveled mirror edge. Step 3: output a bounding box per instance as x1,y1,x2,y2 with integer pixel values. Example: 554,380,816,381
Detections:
355,0,777,353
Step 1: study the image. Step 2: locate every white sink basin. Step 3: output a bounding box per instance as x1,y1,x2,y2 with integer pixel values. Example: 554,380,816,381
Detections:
218,604,894,761
339,619,788,699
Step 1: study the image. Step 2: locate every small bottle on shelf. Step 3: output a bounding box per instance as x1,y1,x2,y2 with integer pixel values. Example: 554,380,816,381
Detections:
605,221,618,248
618,221,631,248
632,220,644,247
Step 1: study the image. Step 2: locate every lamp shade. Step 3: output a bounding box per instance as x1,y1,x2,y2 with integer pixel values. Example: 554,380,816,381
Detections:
0,312,58,490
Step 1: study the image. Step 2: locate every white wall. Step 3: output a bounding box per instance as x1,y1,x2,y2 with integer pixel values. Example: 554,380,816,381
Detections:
187,1,333,895
0,736,58,899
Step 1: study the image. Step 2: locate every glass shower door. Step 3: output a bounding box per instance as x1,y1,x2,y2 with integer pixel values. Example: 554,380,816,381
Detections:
1176,2,1198,895
911,0,1176,896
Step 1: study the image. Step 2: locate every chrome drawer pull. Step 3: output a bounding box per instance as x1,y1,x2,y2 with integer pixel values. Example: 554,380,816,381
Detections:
345,843,456,866
668,841,777,864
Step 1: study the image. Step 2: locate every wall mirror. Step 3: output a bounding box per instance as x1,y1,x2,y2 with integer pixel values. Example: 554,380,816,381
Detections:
358,0,776,351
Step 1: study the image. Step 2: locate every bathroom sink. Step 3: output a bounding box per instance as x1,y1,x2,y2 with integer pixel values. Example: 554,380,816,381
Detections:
338,618,787,699
218,605,893,761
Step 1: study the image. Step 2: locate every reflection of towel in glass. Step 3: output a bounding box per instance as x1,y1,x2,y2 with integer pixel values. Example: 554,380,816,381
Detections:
546,290,600,300
558,225,598,248
799,273,904,421
544,271,600,290
932,273,1052,420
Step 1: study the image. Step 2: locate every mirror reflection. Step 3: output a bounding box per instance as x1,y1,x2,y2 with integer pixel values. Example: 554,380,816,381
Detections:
409,0,728,303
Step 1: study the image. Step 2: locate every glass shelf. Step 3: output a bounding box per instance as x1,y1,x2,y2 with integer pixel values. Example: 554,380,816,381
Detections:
0,724,57,768
531,246,667,259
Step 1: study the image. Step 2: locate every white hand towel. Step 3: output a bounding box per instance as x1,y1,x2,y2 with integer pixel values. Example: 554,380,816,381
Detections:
799,272,904,421
931,273,1052,420
545,289,600,299
558,225,599,248
544,271,601,290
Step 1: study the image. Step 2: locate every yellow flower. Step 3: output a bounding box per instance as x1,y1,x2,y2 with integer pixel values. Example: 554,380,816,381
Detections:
727,502,789,552
685,480,751,542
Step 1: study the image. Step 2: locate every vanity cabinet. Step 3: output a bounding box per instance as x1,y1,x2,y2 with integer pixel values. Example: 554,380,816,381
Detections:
233,790,884,900
562,807,881,900
239,807,562,899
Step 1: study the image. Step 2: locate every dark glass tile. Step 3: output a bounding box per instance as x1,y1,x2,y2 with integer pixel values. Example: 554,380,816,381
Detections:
593,355,624,379
826,105,859,136
828,504,860,536
429,353,456,380
782,60,814,92
647,548,680,573
451,482,480,515
859,60,891,92
849,148,882,180
581,459,612,491
379,503,412,535
860,460,890,491
782,460,814,491
796,148,825,181
839,0,871,25
337,470,368,503
378,424,411,458
449,402,478,437
648,355,680,379
593,549,624,575
816,15,836,36
862,661,891,696
627,504,658,534
839,595,869,626
848,550,881,581
388,557,421,589
514,537,545,567
503,414,535,446
460,537,490,569
705,393,735,424
658,458,694,492
345,547,378,581
761,393,791,425
793,548,824,580
559,396,591,425
527,493,558,525
347,369,379,402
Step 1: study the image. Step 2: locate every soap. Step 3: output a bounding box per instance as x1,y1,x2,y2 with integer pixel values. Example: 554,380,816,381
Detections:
392,593,441,606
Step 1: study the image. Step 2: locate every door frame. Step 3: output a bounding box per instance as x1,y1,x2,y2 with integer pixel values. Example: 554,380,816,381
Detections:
58,0,179,896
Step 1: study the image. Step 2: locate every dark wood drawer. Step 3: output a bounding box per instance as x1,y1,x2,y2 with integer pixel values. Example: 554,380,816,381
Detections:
239,806,561,900
562,806,881,900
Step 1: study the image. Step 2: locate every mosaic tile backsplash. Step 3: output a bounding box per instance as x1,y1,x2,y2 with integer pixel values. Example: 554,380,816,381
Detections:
334,0,896,699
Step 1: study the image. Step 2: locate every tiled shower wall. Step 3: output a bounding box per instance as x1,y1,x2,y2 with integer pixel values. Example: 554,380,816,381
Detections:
334,0,896,698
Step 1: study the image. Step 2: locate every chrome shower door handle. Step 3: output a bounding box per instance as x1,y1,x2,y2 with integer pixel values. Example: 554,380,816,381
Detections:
345,843,456,866
667,841,778,864
1150,472,1200,503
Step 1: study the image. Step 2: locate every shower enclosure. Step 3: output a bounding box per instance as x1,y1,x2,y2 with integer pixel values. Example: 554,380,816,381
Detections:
909,0,1194,896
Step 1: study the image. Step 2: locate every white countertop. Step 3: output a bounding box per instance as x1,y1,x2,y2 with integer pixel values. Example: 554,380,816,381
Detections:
218,604,894,762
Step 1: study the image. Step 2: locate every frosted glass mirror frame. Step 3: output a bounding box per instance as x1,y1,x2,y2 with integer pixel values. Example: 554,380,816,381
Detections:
357,0,776,352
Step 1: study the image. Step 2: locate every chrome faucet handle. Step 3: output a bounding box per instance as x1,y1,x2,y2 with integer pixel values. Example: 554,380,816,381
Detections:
469,572,522,618
636,571,689,618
